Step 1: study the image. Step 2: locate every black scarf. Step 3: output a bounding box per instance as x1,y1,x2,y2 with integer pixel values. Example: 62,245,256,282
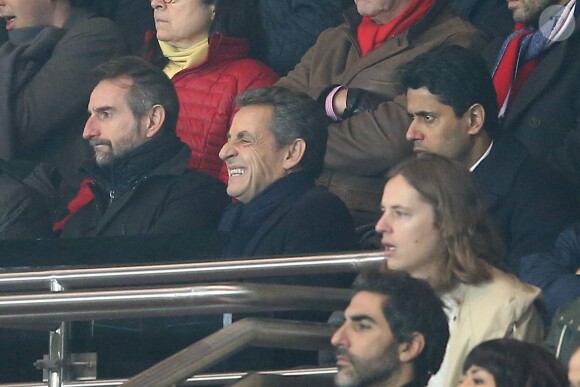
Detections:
81,135,186,199
219,171,314,257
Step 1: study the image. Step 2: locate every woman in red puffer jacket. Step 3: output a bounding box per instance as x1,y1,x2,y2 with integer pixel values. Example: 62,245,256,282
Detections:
148,0,279,183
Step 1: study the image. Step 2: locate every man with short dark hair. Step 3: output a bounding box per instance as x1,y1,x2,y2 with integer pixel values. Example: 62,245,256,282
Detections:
400,45,577,272
0,0,127,196
218,86,357,257
332,271,449,387
59,56,228,237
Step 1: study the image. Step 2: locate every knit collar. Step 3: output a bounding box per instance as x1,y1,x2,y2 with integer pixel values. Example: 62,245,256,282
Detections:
159,38,209,78
81,135,188,195
219,171,313,232
148,33,251,74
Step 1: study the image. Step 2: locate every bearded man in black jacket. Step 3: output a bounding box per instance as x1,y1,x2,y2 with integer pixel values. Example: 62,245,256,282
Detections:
60,56,228,238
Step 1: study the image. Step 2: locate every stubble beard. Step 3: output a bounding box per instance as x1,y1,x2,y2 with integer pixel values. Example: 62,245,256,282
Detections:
512,0,556,23
90,121,145,167
334,344,400,387
91,140,115,167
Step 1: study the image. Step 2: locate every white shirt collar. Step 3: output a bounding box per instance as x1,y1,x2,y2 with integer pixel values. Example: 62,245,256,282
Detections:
469,141,494,172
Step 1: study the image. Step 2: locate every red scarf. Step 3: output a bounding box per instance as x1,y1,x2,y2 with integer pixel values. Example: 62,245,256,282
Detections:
492,23,539,112
357,0,434,56
53,178,95,232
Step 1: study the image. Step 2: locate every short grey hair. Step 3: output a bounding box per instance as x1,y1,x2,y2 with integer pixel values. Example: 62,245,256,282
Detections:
235,86,328,178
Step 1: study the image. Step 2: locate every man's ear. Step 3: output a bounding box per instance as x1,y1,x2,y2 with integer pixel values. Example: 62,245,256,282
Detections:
283,138,306,170
466,103,485,136
398,332,425,363
144,104,165,138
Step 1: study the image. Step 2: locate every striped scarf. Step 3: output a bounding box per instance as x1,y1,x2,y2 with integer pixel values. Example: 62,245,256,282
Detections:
492,0,576,117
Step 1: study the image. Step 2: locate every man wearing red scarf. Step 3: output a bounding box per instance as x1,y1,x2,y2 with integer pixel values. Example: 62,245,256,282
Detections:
276,0,488,226
484,0,580,193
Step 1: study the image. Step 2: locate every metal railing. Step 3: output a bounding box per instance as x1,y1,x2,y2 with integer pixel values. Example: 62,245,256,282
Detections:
123,318,335,387
0,252,383,387
4,367,338,386
0,283,350,327
0,252,383,292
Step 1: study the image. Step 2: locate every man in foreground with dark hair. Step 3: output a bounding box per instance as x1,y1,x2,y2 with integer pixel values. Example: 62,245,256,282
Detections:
400,44,576,273
59,56,228,238
332,271,449,387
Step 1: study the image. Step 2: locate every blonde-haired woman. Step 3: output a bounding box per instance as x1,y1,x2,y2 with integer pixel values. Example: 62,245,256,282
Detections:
375,154,543,387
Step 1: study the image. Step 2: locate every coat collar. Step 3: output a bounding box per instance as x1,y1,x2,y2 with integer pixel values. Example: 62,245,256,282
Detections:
82,136,190,234
82,135,189,194
472,134,528,206
241,173,314,256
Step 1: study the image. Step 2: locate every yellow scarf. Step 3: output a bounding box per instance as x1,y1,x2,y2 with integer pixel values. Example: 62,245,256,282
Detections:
159,39,209,79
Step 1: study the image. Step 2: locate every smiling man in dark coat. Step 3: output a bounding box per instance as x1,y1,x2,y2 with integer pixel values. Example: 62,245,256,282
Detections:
218,86,358,258
217,86,358,372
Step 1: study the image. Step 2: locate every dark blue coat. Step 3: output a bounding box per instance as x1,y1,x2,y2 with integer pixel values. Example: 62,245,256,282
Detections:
451,0,513,38
256,0,350,76
520,223,580,322
221,174,358,259
218,173,358,370
472,134,577,273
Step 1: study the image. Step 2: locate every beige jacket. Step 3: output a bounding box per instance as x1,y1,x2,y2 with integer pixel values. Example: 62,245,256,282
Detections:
431,268,544,387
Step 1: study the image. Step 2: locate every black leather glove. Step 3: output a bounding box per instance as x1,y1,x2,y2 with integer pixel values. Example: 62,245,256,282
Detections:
342,88,386,119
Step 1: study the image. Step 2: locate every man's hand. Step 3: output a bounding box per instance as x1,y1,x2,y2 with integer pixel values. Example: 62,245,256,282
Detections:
332,87,349,117
342,88,386,118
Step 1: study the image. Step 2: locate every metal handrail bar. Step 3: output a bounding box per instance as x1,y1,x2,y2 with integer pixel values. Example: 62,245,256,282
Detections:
0,283,351,327
182,367,337,386
1,367,337,387
0,252,383,292
123,318,335,387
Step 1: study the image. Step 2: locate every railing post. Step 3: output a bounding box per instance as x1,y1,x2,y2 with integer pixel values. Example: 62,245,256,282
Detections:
48,279,69,387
